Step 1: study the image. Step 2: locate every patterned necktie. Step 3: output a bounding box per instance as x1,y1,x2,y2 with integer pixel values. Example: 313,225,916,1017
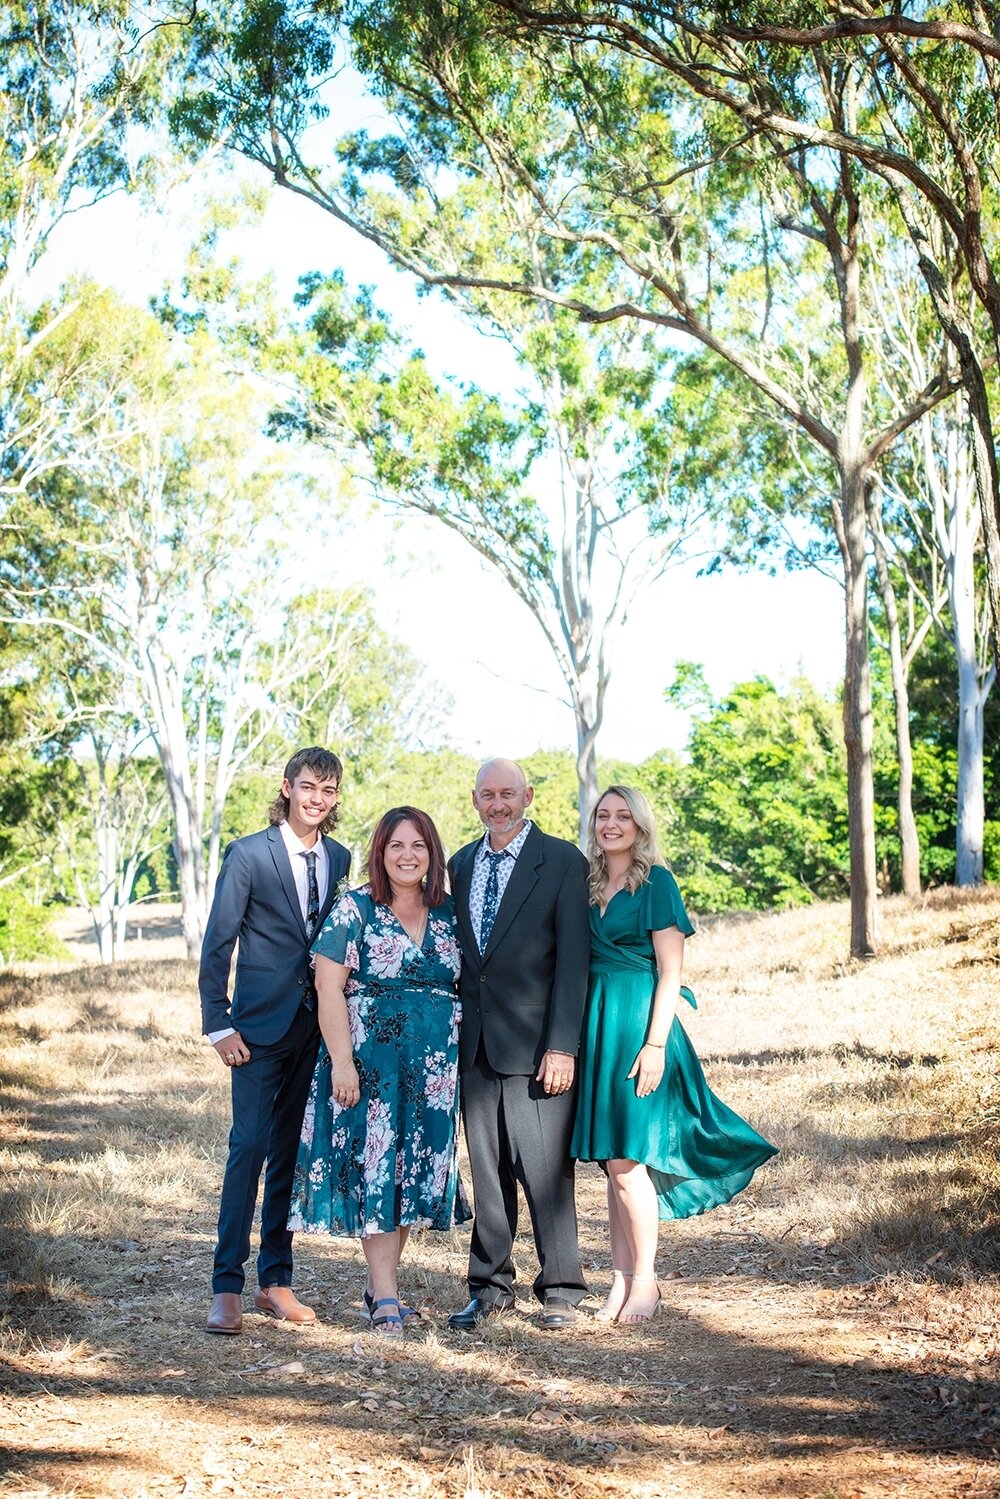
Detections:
304,850,320,938
302,850,320,1012
479,849,509,951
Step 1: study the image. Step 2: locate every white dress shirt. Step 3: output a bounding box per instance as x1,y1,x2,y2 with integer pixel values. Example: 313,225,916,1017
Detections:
278,819,330,919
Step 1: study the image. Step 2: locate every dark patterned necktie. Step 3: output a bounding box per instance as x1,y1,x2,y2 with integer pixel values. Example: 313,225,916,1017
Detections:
479,849,509,951
304,850,320,937
302,850,320,1011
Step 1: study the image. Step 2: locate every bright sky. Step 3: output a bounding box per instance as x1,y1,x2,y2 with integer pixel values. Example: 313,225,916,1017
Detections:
35,78,846,764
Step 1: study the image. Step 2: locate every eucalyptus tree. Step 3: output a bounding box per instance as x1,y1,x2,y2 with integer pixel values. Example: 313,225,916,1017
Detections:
1,289,368,955
54,718,169,964
449,0,1000,671
174,4,966,950
709,2,1000,680
274,239,710,837
876,396,996,887
0,1,194,499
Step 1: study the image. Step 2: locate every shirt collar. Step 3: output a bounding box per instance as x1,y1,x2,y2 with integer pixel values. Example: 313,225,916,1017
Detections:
279,820,324,859
476,818,533,864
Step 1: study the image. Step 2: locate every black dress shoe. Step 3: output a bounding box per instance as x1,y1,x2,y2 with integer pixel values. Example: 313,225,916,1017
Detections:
541,1297,578,1329
447,1296,514,1331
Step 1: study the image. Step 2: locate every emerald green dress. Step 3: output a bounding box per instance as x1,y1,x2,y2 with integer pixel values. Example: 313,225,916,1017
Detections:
571,864,777,1219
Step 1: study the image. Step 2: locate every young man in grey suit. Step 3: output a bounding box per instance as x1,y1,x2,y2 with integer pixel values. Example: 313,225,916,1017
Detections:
446,757,590,1331
200,747,350,1335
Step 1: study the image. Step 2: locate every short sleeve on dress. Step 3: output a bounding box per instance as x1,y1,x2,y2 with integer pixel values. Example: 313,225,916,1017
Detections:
311,890,366,969
643,865,695,937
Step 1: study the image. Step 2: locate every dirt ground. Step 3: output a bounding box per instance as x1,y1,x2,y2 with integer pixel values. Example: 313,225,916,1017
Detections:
2,893,999,1499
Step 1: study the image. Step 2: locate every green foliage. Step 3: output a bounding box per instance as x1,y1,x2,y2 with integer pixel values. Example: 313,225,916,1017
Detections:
335,747,656,862
0,888,66,964
218,771,274,847
665,675,851,912
520,752,583,843
342,748,481,863
0,622,79,886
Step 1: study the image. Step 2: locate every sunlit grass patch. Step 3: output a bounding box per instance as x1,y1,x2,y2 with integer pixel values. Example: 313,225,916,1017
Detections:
1,891,998,1499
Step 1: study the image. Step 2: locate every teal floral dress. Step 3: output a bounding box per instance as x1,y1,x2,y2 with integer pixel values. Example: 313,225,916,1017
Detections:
288,888,471,1238
571,864,778,1219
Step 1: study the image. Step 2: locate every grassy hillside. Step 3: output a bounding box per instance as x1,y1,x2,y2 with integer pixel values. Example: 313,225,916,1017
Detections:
1,887,998,1498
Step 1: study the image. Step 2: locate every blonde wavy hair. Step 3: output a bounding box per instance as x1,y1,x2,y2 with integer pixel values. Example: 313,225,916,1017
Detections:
587,785,665,906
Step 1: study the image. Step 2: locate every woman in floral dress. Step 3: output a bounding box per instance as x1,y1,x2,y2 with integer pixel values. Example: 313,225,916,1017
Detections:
288,806,470,1336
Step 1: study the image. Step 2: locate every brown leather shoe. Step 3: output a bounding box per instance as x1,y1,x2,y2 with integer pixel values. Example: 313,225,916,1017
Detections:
254,1285,317,1324
205,1292,243,1335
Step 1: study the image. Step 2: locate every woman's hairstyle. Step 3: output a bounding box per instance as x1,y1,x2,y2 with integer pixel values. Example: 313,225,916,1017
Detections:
365,806,447,908
587,784,665,906
268,747,343,833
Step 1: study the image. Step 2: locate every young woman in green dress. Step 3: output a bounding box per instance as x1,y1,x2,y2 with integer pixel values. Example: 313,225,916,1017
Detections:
571,786,778,1324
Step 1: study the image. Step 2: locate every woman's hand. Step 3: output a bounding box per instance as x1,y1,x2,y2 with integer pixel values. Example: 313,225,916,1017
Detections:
627,1043,665,1099
331,1059,361,1110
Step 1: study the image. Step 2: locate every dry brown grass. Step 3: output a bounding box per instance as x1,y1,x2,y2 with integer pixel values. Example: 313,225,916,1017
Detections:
1,890,998,1499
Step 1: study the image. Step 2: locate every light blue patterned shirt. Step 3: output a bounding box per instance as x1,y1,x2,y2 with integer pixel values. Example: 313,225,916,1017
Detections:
468,820,534,952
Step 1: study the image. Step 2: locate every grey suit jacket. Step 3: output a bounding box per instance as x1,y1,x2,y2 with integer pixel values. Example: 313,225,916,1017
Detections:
448,824,589,1074
199,824,350,1045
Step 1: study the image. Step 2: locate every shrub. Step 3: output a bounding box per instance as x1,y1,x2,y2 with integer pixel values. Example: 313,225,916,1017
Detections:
0,888,67,964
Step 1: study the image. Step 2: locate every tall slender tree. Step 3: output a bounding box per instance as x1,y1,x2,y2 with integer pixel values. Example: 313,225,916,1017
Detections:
274,239,711,838
175,3,967,949
2,292,366,954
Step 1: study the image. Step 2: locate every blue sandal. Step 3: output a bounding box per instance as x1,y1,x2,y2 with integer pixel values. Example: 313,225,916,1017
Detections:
368,1296,404,1337
364,1287,421,1328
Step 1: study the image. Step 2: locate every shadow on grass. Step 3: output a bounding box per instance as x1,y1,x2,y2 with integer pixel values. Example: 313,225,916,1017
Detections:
2,1276,998,1477
3,1144,999,1484
702,1043,943,1069
0,959,199,1010
3,967,999,1494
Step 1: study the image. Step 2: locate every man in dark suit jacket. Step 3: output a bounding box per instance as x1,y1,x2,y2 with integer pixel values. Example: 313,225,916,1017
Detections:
446,757,590,1331
199,747,350,1335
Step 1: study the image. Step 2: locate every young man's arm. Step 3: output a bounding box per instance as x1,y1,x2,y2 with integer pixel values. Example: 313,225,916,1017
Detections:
199,841,252,1065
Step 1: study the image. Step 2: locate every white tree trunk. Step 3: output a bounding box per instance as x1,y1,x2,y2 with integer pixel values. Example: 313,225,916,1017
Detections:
927,406,994,886
953,506,988,886
841,463,880,956
574,686,601,849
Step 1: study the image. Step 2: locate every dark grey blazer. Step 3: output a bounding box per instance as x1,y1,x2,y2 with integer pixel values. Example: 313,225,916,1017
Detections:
199,824,350,1045
448,824,590,1074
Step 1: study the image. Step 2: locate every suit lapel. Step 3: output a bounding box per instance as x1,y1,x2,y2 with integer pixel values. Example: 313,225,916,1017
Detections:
318,836,343,926
482,826,542,959
452,843,479,961
268,825,307,937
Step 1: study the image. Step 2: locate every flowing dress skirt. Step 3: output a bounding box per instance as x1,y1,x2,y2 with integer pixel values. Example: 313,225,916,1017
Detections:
571,866,777,1219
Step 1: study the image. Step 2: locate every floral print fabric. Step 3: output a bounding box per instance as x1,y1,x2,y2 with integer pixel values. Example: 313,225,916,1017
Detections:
288,887,471,1238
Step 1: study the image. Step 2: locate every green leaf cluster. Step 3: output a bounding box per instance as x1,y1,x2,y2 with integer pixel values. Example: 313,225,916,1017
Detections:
0,885,66,963
663,671,851,910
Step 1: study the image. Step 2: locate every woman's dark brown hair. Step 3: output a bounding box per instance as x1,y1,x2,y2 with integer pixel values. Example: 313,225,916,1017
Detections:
365,806,447,907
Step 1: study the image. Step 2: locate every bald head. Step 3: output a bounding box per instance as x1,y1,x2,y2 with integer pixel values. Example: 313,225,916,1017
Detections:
473,757,534,848
475,757,527,793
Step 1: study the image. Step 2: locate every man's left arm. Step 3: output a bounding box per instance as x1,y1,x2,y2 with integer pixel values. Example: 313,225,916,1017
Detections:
536,848,590,1093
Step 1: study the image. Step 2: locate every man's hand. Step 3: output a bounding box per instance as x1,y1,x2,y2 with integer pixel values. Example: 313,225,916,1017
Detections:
536,1049,575,1095
213,1032,251,1068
